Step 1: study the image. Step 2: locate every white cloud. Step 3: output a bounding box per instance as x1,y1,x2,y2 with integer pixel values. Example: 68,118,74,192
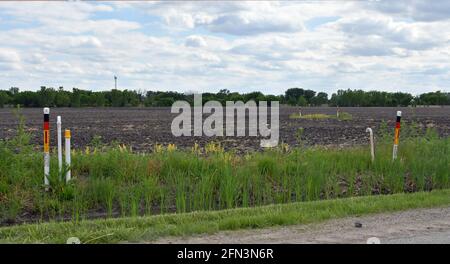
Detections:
0,1,448,95
185,35,207,47
0,48,21,72
0,48,20,63
336,16,449,53
27,53,47,64
207,13,304,35
365,0,450,22
0,1,113,22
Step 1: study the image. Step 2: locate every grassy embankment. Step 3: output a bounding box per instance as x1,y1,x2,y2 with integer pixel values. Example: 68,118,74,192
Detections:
1,189,449,243
0,111,448,242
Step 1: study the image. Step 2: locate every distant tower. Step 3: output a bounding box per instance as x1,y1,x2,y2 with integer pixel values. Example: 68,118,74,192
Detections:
114,75,117,90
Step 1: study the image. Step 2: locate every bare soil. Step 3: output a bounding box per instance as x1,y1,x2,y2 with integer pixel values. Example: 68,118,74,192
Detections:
1,106,449,152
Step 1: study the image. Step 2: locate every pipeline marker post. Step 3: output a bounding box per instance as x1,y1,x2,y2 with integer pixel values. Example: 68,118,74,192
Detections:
392,111,402,160
57,116,62,178
65,129,71,183
43,108,50,189
366,127,375,162
337,106,340,118
299,107,302,117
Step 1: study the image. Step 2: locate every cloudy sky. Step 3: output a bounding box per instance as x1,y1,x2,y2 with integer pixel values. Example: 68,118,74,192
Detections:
0,1,449,96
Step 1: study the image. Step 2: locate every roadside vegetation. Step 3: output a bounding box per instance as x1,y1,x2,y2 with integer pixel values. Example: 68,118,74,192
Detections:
1,189,449,243
0,111,448,227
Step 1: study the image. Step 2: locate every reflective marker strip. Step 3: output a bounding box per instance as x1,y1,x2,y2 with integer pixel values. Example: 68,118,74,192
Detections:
65,129,71,182
44,113,50,153
394,113,401,145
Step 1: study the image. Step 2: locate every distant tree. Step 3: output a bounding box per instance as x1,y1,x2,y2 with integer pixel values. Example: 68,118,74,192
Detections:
123,90,140,106
392,92,413,106
244,91,265,102
297,96,307,106
71,88,81,107
311,92,328,106
419,91,449,105
330,89,418,107
157,97,175,106
329,93,338,106
0,87,447,108
285,88,304,99
55,92,70,107
93,92,106,107
228,92,244,102
303,89,316,103
0,91,11,107
110,89,124,107
55,88,71,107
37,86,57,107
285,88,304,105
9,87,19,95
14,91,39,107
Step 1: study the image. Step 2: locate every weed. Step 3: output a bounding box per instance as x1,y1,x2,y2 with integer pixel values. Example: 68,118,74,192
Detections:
0,113,448,225
290,112,352,120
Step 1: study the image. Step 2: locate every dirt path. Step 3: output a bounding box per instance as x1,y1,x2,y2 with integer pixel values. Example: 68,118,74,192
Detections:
152,207,450,244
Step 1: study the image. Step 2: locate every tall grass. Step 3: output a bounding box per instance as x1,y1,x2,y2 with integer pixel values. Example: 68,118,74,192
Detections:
0,115,448,224
289,112,352,120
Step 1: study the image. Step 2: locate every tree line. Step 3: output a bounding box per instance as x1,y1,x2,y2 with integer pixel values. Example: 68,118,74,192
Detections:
0,86,448,108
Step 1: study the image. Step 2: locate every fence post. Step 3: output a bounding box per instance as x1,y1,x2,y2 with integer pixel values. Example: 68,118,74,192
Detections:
43,108,50,189
366,127,375,162
392,111,402,160
65,129,71,183
57,116,62,178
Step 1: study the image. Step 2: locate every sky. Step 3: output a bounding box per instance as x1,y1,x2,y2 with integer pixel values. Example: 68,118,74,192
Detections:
0,1,449,96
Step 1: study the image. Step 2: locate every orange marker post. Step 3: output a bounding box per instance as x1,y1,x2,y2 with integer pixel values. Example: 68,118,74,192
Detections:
43,108,50,187
65,129,71,182
392,111,402,160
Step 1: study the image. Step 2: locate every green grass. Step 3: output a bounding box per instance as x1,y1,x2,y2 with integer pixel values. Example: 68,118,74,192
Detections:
0,189,449,243
0,112,448,238
290,112,352,120
0,112,448,243
0,127,449,225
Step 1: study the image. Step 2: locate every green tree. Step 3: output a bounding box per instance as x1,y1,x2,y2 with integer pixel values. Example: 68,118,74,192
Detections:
93,92,106,107
298,96,307,106
0,91,11,107
285,88,304,105
310,92,328,106
110,89,124,107
37,86,57,107
55,87,71,107
303,89,316,103
71,88,81,107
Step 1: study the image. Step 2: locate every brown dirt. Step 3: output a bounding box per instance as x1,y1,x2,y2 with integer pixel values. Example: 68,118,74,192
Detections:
1,106,449,153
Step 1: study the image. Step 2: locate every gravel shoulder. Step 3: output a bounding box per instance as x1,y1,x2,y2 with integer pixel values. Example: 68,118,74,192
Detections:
152,207,450,244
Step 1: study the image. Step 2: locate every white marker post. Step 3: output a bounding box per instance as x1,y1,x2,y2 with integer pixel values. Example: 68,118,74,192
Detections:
366,127,375,162
65,129,71,182
392,111,402,160
299,107,302,117
57,116,62,178
43,108,50,189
